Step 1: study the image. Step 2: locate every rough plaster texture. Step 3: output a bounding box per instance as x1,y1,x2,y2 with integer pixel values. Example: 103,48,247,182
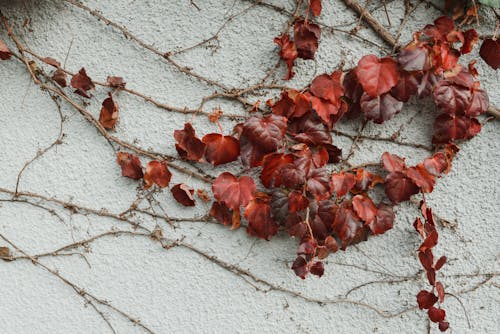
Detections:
0,1,498,333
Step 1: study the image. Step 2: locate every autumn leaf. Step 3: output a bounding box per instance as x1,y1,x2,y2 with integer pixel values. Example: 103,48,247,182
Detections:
294,20,321,60
242,115,287,152
352,195,377,224
202,133,240,166
274,34,298,80
70,68,95,98
417,290,438,310
52,69,67,87
99,93,119,129
309,0,322,16
107,76,126,88
245,194,278,240
116,152,143,179
174,123,206,161
384,172,419,203
0,39,12,60
144,160,172,189
330,172,356,197
360,92,403,123
260,153,294,188
171,183,195,207
479,38,500,69
356,55,400,97
212,172,256,210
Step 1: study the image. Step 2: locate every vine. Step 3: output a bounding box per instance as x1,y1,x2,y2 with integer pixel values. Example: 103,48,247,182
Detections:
1,0,499,332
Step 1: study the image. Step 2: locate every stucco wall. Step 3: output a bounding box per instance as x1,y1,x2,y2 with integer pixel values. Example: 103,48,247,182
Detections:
0,1,498,333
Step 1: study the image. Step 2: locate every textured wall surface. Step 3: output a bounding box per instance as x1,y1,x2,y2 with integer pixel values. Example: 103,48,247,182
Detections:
0,1,498,333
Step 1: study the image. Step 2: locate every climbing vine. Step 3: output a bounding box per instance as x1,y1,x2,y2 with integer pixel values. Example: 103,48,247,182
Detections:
1,0,499,332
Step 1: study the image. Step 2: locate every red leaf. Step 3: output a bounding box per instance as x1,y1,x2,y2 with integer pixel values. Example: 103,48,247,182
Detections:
260,153,294,188
171,183,195,207
423,152,449,176
42,57,61,68
368,203,394,235
384,172,419,203
438,321,450,332
419,249,434,271
280,163,306,189
294,20,321,60
242,115,287,152
288,190,309,213
420,230,438,252
432,114,480,144
309,261,324,277
356,55,400,97
381,152,406,173
274,34,298,80
107,76,126,88
352,168,384,193
390,71,419,102
272,90,310,119
406,164,435,193
70,68,95,98
289,113,332,145
310,71,344,105
144,161,172,189
460,29,478,54
309,0,322,16
210,202,240,229
332,201,363,246
0,39,12,60
202,133,239,166
306,168,331,200
116,152,143,179
324,235,339,252
239,135,268,167
435,256,447,271
244,195,278,240
428,307,446,323
352,195,377,224
466,87,489,117
360,92,403,123
398,44,430,71
331,172,356,197
174,123,206,161
99,93,119,129
417,290,438,310
435,281,445,303
52,69,67,87
479,38,500,70
433,80,471,114
212,172,256,210
292,256,309,279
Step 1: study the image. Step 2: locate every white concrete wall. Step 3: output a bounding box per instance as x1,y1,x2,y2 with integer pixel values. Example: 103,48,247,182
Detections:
0,1,498,333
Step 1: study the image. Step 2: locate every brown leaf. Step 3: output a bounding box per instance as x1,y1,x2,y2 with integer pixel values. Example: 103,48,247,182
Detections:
99,93,119,129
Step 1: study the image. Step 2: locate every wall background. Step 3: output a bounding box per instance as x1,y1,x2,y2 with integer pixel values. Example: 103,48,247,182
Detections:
0,1,498,333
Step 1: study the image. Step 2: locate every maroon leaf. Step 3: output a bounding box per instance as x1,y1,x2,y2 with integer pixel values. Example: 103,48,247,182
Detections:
244,194,278,240
428,307,446,323
417,290,438,310
116,152,143,179
292,256,309,279
352,195,377,224
99,93,119,129
479,38,500,70
381,152,406,173
331,172,356,197
294,20,321,60
171,183,195,207
70,68,95,98
309,261,324,277
52,69,67,87
242,115,287,152
384,172,419,203
144,161,172,189
274,34,298,80
306,168,331,200
433,80,471,114
0,39,13,60
360,92,403,123
356,55,400,97
260,153,294,188
368,203,394,235
332,201,363,246
212,172,256,210
202,133,240,166
174,123,206,161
